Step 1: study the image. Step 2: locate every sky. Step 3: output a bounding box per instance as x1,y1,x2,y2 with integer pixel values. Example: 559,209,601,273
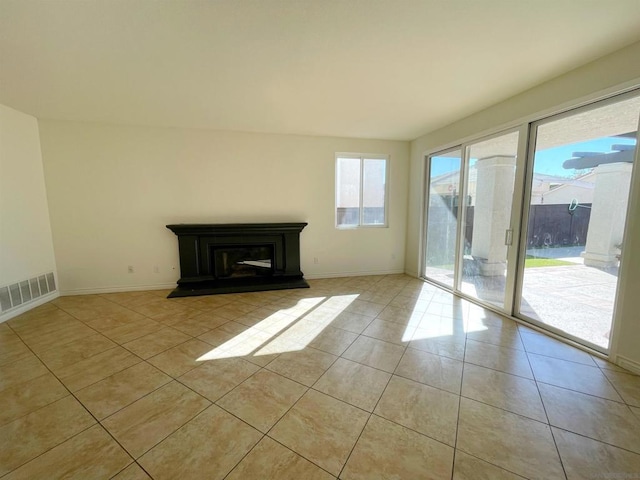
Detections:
533,136,636,178
430,136,637,178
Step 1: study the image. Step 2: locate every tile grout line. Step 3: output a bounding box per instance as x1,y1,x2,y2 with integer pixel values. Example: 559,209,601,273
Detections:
336,413,374,479
524,349,609,368
233,281,409,478
532,378,629,405
521,327,569,480
12,300,241,478
108,377,213,464
475,328,638,400
210,358,339,478
450,330,468,480
3,316,140,477
246,350,342,477
451,318,574,479
10,306,108,360
453,449,530,480
335,301,413,479
549,425,640,457
595,365,637,409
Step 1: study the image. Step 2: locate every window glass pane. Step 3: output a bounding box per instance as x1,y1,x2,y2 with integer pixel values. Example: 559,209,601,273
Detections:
460,131,519,308
363,158,386,225
424,150,462,288
519,94,639,350
336,157,361,227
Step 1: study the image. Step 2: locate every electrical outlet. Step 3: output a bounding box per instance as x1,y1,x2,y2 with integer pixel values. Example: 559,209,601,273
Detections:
153,265,159,273
127,265,134,274
313,257,319,264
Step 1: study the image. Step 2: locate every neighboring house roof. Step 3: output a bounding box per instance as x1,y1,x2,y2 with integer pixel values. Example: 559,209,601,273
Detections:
430,167,595,190
543,172,596,194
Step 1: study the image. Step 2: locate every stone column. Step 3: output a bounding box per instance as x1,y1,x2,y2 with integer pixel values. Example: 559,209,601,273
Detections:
583,162,633,268
471,155,516,276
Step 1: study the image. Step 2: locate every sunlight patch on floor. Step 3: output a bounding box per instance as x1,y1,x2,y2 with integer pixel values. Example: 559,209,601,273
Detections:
197,294,359,360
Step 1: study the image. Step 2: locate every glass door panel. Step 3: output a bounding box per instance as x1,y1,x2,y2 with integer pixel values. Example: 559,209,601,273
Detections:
424,150,462,288
460,131,519,309
518,93,640,351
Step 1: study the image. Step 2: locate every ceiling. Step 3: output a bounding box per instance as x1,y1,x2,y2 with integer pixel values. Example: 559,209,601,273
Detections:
1,0,640,141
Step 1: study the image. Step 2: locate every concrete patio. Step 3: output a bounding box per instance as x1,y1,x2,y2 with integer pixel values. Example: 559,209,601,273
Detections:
427,248,618,349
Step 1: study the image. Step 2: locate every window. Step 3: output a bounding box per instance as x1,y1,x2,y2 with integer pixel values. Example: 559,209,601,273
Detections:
335,153,389,228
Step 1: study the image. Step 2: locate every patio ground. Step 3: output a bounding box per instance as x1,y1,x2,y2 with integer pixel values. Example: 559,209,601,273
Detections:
427,246,617,349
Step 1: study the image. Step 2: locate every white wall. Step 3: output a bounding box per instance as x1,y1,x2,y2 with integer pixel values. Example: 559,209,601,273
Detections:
38,122,409,294
535,182,594,206
611,146,640,372
405,41,640,369
0,104,58,318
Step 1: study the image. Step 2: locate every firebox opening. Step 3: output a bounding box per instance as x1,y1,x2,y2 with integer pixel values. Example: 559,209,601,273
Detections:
213,245,274,279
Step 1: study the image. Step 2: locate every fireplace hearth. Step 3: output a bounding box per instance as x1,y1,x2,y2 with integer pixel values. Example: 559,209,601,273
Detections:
166,223,309,298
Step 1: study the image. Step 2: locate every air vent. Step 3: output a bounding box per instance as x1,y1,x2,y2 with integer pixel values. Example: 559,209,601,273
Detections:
0,272,57,314
0,287,11,311
20,281,31,302
9,284,22,307
46,273,56,291
30,278,41,299
38,275,48,295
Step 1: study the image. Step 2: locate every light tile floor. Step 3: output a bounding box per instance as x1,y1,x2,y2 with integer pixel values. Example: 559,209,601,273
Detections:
1,274,640,479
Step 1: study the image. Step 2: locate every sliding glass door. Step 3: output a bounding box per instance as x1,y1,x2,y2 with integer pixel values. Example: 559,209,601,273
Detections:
459,131,520,310
517,93,640,351
422,89,639,353
424,130,521,311
424,149,462,289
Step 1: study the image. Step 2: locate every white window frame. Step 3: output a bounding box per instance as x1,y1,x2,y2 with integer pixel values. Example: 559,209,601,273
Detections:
335,153,389,229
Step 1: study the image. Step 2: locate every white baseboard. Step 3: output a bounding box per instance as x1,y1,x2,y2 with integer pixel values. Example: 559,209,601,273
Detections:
404,270,419,278
614,355,640,375
60,283,176,296
0,291,60,323
304,269,405,280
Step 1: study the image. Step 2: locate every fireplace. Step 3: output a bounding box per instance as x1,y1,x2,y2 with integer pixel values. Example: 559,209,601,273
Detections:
166,223,309,297
212,245,274,278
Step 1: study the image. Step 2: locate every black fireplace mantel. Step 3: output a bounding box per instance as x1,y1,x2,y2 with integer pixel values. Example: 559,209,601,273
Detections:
166,222,309,298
